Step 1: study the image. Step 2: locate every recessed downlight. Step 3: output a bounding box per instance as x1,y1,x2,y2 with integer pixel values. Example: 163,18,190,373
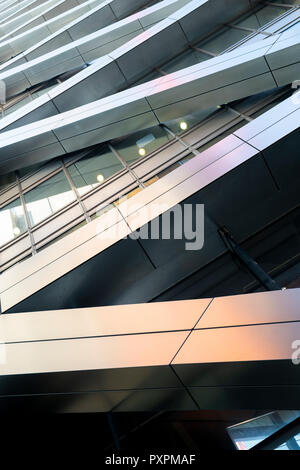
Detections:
97,174,105,183
138,148,146,157
179,121,188,131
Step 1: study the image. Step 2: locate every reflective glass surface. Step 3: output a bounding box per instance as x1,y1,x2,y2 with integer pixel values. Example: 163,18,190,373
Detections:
113,126,172,165
0,198,26,246
68,147,123,196
275,432,300,450
228,411,300,450
24,171,75,226
163,107,218,134
198,27,249,55
255,5,287,26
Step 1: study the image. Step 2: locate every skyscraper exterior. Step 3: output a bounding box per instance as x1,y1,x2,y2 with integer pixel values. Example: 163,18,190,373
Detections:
0,0,299,417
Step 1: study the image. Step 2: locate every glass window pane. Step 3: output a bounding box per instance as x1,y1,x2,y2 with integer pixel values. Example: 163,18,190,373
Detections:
234,13,261,30
163,107,218,134
4,95,32,116
31,83,57,99
68,147,123,196
114,186,142,206
0,198,27,246
255,5,287,26
228,411,300,450
24,171,75,226
275,432,300,450
113,126,172,165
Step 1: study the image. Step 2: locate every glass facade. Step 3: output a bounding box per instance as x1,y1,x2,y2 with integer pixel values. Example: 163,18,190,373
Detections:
0,198,27,245
0,82,292,267
228,411,300,450
0,0,296,272
112,126,172,165
67,147,123,196
24,171,75,226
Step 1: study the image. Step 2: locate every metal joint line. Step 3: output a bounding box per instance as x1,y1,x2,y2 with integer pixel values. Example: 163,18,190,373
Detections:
16,173,37,256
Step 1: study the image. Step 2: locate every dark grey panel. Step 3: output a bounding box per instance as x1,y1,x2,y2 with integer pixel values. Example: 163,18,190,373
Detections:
137,210,224,269
261,129,300,189
188,385,300,409
115,22,187,83
192,153,279,240
112,388,198,411
6,237,155,313
172,360,300,387
53,62,127,112
0,388,197,413
67,5,117,41
0,366,180,395
4,101,59,132
110,0,156,18
178,0,262,42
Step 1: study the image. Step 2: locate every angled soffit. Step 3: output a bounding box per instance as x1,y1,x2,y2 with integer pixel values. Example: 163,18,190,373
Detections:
0,24,298,173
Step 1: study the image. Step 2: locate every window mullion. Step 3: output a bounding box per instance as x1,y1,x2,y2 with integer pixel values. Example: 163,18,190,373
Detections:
61,160,91,223
16,173,37,255
108,144,146,189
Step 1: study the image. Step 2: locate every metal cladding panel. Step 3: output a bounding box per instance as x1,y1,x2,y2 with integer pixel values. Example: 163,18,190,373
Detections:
234,95,298,141
186,383,300,410
0,298,211,343
172,322,300,365
260,128,300,189
0,331,189,375
152,73,277,122
0,0,279,139
171,0,261,42
0,290,299,410
0,206,124,293
113,20,188,83
1,231,159,313
1,29,300,170
0,1,211,109
52,61,128,112
66,4,118,41
0,92,298,311
2,101,59,133
0,0,145,62
110,0,156,18
248,110,300,151
196,289,300,329
0,389,196,413
0,365,183,395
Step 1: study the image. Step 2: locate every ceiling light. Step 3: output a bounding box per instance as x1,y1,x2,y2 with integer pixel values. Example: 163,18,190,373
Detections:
179,121,188,131
138,148,146,157
96,174,104,183
13,227,21,236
